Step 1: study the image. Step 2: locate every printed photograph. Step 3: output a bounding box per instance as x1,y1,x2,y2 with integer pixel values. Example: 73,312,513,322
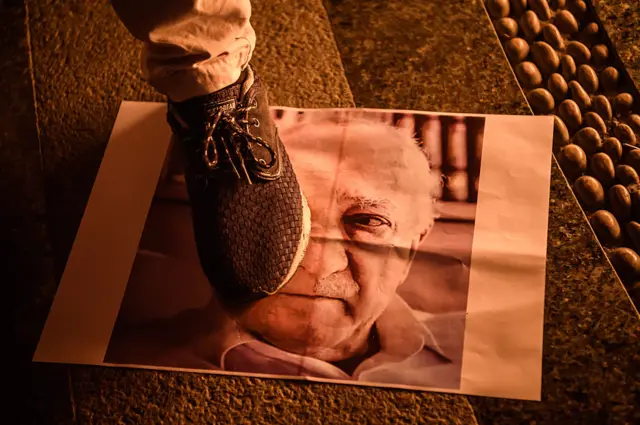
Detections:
103,107,486,391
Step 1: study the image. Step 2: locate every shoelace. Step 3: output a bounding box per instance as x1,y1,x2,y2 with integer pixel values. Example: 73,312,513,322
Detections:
202,100,276,185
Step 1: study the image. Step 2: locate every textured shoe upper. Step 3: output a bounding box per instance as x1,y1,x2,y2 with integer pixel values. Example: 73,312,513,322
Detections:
167,66,305,305
167,66,281,183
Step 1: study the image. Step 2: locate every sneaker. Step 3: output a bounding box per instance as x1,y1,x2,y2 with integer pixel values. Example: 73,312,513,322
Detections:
166,65,310,304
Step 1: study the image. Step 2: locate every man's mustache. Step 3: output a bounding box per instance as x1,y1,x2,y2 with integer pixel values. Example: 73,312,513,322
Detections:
313,271,360,299
282,264,361,300
300,235,418,300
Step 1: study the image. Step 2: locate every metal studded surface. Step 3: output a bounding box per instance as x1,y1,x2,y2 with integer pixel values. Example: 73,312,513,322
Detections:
484,0,640,307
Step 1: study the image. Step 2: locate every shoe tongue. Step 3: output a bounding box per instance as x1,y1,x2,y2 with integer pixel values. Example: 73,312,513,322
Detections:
202,67,254,114
169,67,253,132
240,66,255,98
203,84,241,115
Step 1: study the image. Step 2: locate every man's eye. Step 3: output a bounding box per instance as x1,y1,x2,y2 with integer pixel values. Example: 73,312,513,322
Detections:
344,214,391,228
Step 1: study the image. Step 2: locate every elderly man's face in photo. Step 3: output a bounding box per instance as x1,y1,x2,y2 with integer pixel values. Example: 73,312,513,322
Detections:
237,118,437,362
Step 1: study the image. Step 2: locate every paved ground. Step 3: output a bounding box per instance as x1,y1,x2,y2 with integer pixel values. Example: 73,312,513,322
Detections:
597,0,640,85
4,0,639,423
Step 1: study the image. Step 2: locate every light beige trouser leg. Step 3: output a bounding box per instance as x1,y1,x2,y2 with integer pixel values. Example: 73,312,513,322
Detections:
111,0,256,102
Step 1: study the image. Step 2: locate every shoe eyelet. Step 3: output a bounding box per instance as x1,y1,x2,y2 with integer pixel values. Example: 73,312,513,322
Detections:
203,137,219,169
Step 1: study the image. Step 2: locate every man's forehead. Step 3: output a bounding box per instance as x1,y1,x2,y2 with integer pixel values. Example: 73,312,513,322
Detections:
284,119,434,207
336,165,428,224
283,117,430,187
289,148,421,199
290,157,424,224
285,120,429,172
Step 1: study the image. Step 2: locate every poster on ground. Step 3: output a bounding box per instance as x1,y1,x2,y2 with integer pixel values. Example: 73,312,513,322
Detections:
34,101,552,401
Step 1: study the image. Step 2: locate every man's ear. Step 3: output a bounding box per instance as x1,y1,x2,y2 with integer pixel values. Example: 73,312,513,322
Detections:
417,219,435,246
400,233,426,281
401,223,433,276
411,225,432,260
419,227,431,244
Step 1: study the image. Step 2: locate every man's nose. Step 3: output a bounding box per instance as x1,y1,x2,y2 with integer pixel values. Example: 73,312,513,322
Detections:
301,230,348,280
